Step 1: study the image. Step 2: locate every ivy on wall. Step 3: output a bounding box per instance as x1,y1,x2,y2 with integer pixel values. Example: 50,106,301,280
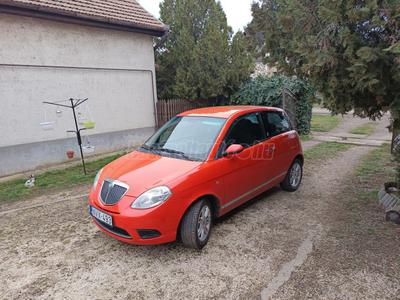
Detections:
228,76,315,135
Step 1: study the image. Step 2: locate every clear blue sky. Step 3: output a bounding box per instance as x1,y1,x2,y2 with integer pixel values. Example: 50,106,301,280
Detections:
138,0,254,33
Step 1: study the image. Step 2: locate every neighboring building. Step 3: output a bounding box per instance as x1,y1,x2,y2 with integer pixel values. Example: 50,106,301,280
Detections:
253,58,280,78
0,0,168,177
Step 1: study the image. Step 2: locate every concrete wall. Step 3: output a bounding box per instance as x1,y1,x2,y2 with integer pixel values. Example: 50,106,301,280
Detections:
0,13,158,177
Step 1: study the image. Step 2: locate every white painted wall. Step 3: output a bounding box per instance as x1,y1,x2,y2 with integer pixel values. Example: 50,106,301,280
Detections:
0,13,159,177
0,13,157,148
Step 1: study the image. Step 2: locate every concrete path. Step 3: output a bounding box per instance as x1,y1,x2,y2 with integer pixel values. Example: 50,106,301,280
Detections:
301,108,392,151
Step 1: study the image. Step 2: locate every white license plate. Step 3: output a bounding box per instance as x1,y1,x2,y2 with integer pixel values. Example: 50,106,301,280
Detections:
91,206,113,227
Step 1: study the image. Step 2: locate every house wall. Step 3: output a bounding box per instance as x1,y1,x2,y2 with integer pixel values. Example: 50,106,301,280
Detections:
0,13,158,177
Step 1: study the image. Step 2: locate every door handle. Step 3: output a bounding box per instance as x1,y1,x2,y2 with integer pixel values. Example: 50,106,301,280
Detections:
266,147,275,152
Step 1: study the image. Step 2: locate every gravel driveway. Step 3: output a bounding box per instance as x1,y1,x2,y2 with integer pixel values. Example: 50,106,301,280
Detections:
0,115,399,299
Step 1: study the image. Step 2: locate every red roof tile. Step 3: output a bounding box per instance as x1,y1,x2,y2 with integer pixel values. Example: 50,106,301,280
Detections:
1,0,165,32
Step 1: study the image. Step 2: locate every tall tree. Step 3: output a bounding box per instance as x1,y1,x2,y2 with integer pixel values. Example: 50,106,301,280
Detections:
246,0,400,120
156,0,254,101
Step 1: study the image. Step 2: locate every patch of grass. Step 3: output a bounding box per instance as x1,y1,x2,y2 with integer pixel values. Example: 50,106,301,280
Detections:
355,144,395,180
299,135,313,142
349,123,375,135
304,141,351,161
347,200,357,209
345,143,398,240
310,115,343,132
0,153,125,204
242,248,252,254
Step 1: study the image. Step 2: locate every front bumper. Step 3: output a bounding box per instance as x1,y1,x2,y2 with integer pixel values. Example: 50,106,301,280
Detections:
89,188,191,245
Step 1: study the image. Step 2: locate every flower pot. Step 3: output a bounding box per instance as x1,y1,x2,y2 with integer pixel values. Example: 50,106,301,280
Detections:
40,121,54,131
83,145,94,155
66,151,74,159
83,121,95,129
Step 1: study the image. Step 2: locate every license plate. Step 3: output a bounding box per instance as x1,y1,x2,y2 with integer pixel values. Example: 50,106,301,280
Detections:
91,206,113,227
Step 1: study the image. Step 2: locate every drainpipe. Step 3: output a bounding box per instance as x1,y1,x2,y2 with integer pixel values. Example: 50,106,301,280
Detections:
152,25,170,128
154,25,170,52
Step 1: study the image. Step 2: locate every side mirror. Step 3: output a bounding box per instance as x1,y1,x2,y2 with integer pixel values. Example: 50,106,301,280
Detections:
223,144,244,157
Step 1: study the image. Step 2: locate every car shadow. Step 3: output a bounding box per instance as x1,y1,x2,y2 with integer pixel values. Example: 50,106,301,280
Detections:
215,185,282,225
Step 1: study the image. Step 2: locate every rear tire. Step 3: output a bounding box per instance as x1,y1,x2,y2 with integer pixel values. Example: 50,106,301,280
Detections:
280,158,303,192
180,199,212,249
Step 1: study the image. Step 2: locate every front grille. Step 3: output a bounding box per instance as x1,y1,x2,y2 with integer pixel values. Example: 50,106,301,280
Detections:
93,218,132,239
100,178,129,205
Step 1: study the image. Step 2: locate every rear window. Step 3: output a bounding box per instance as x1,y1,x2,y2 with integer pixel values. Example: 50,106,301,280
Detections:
260,111,293,138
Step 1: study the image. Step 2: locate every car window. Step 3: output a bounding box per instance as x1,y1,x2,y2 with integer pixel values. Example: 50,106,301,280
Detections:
143,116,226,161
261,111,293,138
224,113,265,149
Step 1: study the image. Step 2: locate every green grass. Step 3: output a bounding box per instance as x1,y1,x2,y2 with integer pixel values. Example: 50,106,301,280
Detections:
310,115,343,132
344,143,396,230
0,153,124,204
304,141,351,161
299,135,313,142
349,123,375,135
354,143,395,179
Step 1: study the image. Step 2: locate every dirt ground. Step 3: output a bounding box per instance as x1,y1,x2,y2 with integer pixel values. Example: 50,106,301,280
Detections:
0,116,399,299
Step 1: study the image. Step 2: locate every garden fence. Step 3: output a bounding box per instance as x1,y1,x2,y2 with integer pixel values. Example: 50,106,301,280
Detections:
156,99,214,128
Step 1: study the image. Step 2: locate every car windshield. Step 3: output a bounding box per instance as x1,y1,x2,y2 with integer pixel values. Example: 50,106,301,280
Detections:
141,116,226,161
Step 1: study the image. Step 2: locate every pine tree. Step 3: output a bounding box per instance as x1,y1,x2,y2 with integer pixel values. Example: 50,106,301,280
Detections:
156,0,254,102
246,0,400,120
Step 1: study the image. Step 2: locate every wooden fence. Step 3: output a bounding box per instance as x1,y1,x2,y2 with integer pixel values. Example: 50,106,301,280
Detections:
156,99,214,128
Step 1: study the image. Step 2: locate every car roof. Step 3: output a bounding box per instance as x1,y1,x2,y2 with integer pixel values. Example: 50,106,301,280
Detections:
178,106,283,119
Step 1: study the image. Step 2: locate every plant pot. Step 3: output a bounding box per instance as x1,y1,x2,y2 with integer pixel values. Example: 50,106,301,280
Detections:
40,121,54,131
66,151,74,159
83,121,95,129
83,145,94,155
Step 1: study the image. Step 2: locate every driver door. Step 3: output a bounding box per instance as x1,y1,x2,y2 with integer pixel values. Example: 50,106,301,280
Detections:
218,113,267,212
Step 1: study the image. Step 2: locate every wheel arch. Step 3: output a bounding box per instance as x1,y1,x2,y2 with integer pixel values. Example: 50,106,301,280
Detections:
295,154,304,165
185,194,220,219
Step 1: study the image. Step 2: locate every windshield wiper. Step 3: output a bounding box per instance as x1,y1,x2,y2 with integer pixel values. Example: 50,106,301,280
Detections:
140,145,158,154
155,148,194,161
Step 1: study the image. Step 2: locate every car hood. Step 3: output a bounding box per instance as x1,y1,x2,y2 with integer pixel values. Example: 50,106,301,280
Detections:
100,151,202,197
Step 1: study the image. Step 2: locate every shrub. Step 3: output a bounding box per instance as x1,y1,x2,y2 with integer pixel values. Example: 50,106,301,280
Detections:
229,76,315,135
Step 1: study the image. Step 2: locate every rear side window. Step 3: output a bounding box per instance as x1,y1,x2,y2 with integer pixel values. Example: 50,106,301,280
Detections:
224,113,265,148
261,111,293,138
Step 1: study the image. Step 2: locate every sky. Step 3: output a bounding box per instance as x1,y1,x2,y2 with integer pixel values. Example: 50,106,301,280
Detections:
137,0,255,33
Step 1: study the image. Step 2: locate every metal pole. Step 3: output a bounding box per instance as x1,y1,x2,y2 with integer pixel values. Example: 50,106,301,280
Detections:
282,85,285,109
70,98,87,175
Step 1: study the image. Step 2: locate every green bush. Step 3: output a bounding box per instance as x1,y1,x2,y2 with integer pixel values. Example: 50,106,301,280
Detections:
228,76,315,135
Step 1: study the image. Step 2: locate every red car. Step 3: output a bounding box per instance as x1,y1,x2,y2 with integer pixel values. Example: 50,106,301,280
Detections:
89,106,303,249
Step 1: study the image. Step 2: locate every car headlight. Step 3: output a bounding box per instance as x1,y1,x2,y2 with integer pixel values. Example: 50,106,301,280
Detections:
93,167,103,191
131,186,172,209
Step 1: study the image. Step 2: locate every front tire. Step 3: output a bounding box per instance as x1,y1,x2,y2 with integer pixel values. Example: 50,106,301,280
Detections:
280,158,303,192
180,199,212,249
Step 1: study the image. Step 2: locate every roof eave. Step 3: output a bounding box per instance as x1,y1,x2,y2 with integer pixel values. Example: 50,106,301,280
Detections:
0,3,166,37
